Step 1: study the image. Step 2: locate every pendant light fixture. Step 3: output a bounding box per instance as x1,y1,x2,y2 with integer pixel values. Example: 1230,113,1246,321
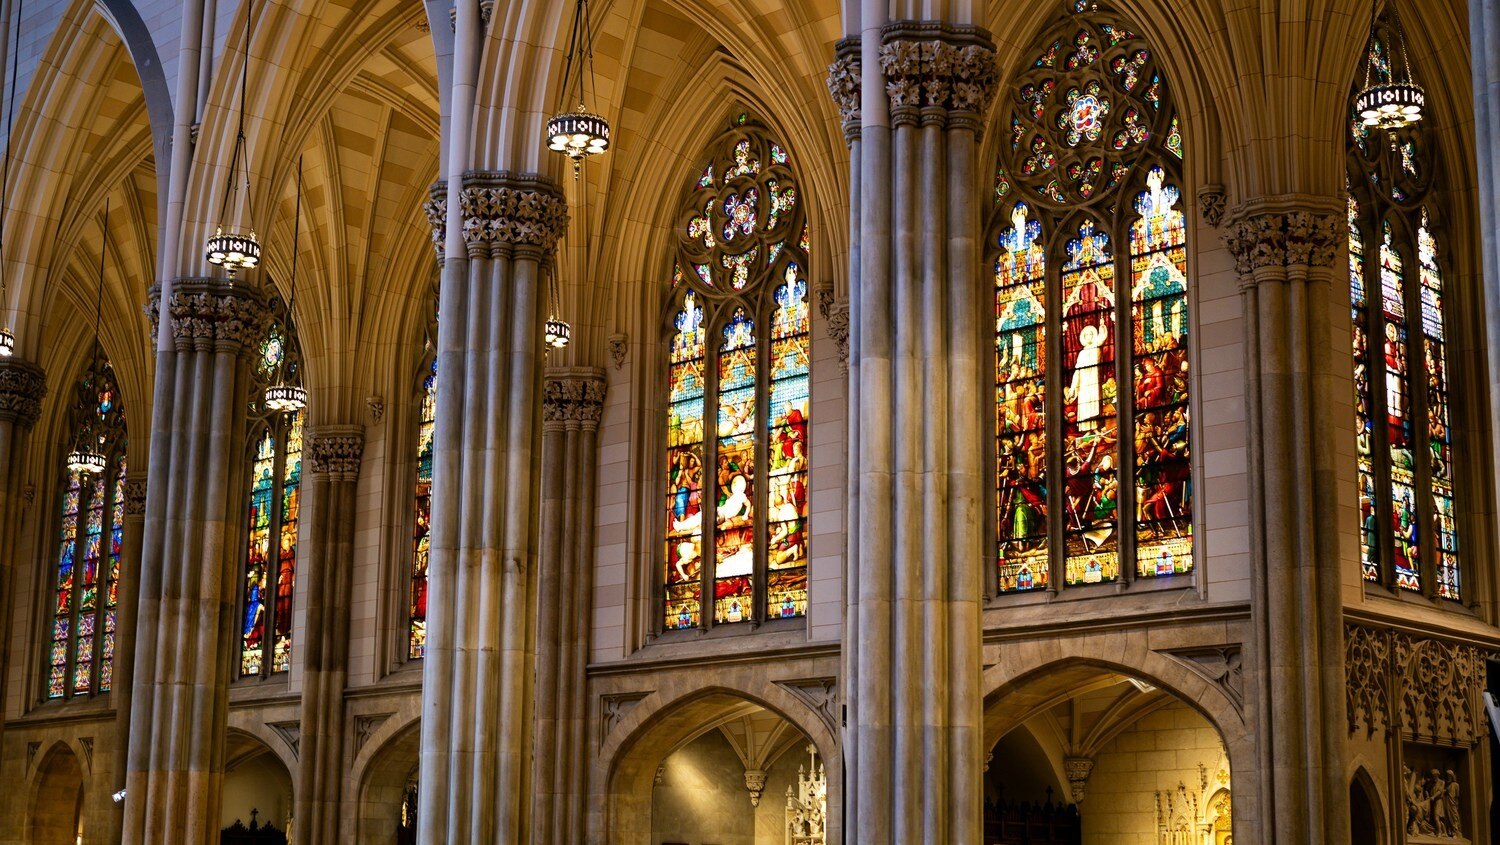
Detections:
1353,2,1425,132
66,199,110,476
205,0,262,277
545,0,610,173
264,156,307,413
0,0,27,356
544,266,572,349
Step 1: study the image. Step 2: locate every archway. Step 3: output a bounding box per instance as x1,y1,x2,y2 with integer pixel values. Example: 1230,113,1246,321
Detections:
984,664,1237,845
28,744,85,845
1349,770,1384,844
354,719,422,844
604,689,836,845
220,731,293,837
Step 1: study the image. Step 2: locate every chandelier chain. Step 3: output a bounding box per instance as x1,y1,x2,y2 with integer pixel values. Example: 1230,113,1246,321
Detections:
0,0,25,306
216,0,257,231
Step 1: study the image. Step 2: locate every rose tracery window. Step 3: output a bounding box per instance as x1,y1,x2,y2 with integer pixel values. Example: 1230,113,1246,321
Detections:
1347,14,1462,601
992,3,1193,594
238,301,304,677
45,357,127,700
662,119,811,631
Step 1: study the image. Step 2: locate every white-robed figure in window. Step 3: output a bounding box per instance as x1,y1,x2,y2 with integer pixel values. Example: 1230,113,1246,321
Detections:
1068,322,1107,430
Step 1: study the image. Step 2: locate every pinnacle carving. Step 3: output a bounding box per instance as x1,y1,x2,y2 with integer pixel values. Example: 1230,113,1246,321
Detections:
1222,208,1343,276
145,279,271,354
879,23,998,130
0,358,46,429
458,172,569,258
543,369,607,428
307,428,365,478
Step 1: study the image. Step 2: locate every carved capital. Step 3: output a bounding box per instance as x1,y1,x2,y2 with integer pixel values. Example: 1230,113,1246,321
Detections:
879,22,998,131
307,426,365,479
607,333,628,370
146,279,271,355
826,37,862,140
1222,199,1344,278
458,171,569,259
816,287,850,374
123,472,148,520
1197,185,1226,228
422,182,447,261
543,368,607,430
0,358,46,429
744,769,767,807
1063,756,1095,803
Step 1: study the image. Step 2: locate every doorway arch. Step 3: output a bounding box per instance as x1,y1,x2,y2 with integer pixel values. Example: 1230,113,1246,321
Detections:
27,743,85,845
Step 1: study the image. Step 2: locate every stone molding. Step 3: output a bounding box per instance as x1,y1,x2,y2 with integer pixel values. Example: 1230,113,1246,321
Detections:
816,287,850,373
422,182,446,261
145,279,271,354
307,426,365,479
878,22,999,132
1345,623,1490,746
0,358,46,429
1222,199,1344,278
825,37,861,140
543,368,607,430
124,471,148,520
457,171,569,259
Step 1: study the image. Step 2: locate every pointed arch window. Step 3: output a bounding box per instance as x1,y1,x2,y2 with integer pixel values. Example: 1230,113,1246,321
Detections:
46,357,127,700
991,4,1193,594
239,301,304,677
662,119,811,630
1347,15,1461,600
410,353,436,660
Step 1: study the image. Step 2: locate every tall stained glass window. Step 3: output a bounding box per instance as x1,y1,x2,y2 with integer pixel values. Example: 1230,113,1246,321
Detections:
239,305,305,677
1347,14,1462,600
410,357,436,659
992,3,1193,594
46,357,127,700
662,118,810,630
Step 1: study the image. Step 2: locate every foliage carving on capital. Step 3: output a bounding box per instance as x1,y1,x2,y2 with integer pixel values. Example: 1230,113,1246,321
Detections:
146,280,271,354
879,23,998,129
826,38,861,137
423,182,447,261
307,428,365,478
1222,207,1343,277
0,358,46,429
816,286,849,373
543,369,607,428
124,473,148,518
459,172,569,258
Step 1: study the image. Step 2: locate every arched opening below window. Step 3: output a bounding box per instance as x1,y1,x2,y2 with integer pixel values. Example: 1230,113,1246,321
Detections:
1350,771,1384,844
220,732,292,841
985,668,1233,844
353,719,421,844
28,744,84,845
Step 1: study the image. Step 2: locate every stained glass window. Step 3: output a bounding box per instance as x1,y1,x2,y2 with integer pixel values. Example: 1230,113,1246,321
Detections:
240,305,305,677
1346,14,1462,601
47,357,127,700
662,120,810,630
410,357,436,659
992,4,1193,594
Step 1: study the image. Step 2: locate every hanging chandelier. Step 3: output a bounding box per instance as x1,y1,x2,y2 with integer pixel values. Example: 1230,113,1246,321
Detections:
545,0,609,171
206,0,262,277
544,317,572,349
0,0,26,355
265,156,307,413
69,198,111,476
1353,4,1425,131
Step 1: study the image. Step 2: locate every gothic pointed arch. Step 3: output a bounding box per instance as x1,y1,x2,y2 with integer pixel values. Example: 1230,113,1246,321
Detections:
661,116,812,631
1346,11,1463,601
990,1,1192,594
237,294,305,678
44,353,128,700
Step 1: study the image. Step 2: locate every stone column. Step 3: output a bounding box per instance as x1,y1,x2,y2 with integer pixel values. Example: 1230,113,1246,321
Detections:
837,22,997,844
530,367,605,845
108,472,147,834
1472,0,1500,581
1224,202,1351,844
417,171,568,843
292,426,364,845
122,279,268,845
0,359,44,750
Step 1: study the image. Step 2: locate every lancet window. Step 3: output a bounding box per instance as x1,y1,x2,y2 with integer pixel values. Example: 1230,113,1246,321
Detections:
410,353,436,659
991,3,1192,594
662,118,811,630
239,302,304,677
1347,15,1461,600
46,357,127,700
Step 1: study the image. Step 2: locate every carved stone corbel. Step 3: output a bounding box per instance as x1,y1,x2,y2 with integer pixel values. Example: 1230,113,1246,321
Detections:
0,358,46,430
